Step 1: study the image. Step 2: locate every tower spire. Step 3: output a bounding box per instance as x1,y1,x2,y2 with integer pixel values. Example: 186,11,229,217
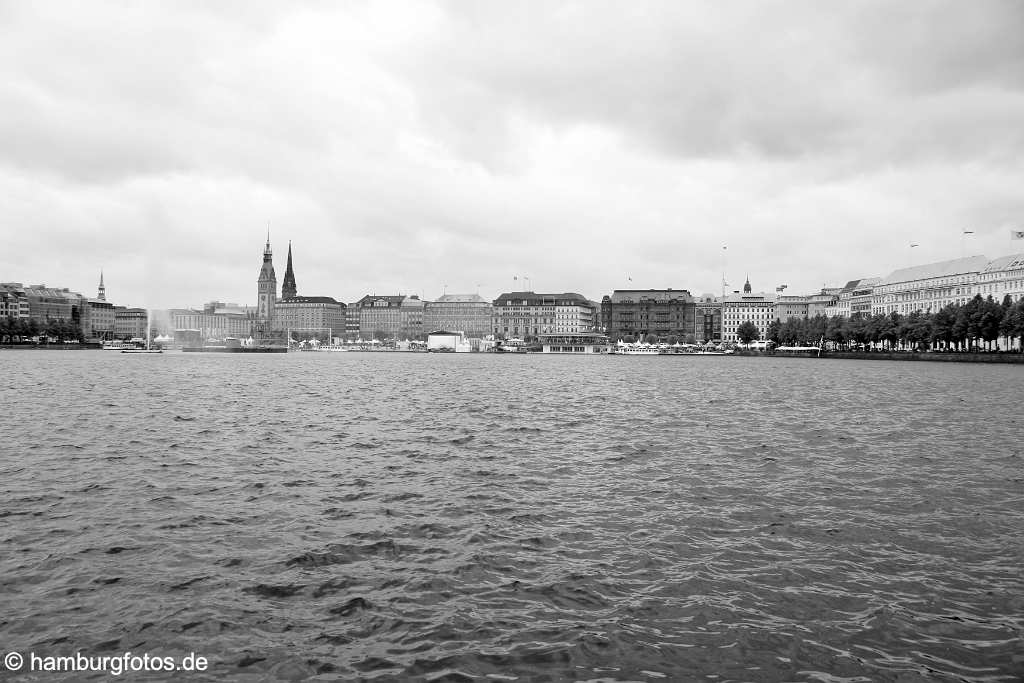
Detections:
282,240,297,299
97,269,106,301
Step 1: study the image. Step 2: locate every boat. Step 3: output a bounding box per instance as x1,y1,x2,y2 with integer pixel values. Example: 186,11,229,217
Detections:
102,340,140,351
617,341,664,355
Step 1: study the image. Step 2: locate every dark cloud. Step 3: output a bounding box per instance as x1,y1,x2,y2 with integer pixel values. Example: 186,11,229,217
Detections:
2,1,1023,308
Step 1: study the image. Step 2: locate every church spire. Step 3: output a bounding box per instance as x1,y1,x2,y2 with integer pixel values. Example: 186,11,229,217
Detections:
282,241,297,299
743,275,752,293
98,270,106,301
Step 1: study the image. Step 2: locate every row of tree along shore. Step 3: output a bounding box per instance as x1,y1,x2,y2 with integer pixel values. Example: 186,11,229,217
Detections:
737,294,1024,352
0,317,84,344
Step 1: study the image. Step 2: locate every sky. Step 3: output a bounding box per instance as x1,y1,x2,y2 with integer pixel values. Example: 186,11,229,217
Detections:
3,1,1024,309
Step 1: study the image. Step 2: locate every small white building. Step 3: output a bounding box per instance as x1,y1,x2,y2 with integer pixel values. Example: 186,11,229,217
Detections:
426,330,471,352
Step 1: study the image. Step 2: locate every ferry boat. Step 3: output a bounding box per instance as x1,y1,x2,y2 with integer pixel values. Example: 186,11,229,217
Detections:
621,346,663,355
616,341,663,355
102,340,140,351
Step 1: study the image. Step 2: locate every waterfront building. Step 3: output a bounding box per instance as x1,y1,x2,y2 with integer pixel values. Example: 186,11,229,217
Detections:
977,253,1024,304
423,294,493,339
345,305,360,339
18,284,86,331
426,330,471,352
600,289,696,342
114,307,148,339
721,279,776,342
0,283,31,321
693,294,722,342
836,278,879,318
872,255,989,315
353,294,425,339
166,308,252,340
808,289,841,318
275,296,347,339
775,295,809,322
493,292,595,339
255,236,277,337
82,298,116,340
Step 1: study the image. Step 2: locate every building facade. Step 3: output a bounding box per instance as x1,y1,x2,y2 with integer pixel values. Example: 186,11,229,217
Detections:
721,279,776,342
83,299,116,340
600,289,696,342
165,308,253,339
275,296,347,339
0,284,30,321
423,294,493,338
775,295,809,322
493,292,595,339
693,294,722,342
836,278,879,318
114,307,149,339
977,253,1024,304
353,294,425,339
872,255,989,315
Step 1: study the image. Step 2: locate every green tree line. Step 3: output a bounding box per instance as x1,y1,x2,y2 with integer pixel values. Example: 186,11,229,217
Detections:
0,317,84,344
764,294,1024,351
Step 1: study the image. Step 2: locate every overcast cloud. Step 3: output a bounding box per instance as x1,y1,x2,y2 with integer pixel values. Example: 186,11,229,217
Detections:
3,0,1024,308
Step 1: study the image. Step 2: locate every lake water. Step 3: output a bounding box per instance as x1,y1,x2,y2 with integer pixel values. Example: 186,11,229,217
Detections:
2,352,1023,681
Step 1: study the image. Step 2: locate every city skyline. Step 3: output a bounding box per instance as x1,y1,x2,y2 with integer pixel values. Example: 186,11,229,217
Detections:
3,2,1024,309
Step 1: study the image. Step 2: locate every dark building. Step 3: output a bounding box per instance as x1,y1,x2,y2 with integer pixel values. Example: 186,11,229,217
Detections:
282,242,297,300
694,294,722,342
601,288,696,342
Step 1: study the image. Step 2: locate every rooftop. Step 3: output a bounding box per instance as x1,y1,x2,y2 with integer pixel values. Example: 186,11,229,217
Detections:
876,255,989,286
432,294,489,303
981,252,1024,273
279,295,343,306
607,289,694,304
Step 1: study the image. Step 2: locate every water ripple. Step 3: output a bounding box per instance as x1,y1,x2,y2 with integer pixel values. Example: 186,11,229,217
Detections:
1,352,1022,680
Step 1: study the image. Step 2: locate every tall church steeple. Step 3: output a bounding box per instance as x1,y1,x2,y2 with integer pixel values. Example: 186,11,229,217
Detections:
743,275,752,294
257,233,277,323
282,241,297,300
97,270,106,301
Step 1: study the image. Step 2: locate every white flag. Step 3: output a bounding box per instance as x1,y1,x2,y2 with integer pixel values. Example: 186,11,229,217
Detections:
1012,230,1024,240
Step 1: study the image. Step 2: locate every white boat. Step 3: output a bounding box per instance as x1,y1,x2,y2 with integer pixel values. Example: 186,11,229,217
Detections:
618,341,663,355
102,340,139,350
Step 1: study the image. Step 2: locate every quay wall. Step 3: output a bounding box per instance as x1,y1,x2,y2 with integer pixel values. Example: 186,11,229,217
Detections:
743,350,1024,364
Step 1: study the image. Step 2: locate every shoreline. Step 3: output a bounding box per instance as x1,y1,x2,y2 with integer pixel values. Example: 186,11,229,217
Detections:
749,350,1024,364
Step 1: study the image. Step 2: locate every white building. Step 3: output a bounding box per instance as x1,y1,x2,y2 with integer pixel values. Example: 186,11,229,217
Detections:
426,330,471,352
721,279,776,342
977,253,1024,304
872,255,989,315
836,278,879,318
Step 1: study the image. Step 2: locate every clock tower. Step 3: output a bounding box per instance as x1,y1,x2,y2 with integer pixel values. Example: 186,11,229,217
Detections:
257,234,277,325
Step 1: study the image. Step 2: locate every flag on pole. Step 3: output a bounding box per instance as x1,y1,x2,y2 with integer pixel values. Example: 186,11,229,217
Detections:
962,228,974,235
910,242,919,247
627,276,632,281
1012,230,1024,240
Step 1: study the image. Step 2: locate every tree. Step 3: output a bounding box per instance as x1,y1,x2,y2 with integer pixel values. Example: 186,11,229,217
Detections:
622,334,636,344
767,320,782,344
736,321,760,345
643,334,657,344
980,296,1002,349
666,335,679,346
825,316,846,349
683,333,696,345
